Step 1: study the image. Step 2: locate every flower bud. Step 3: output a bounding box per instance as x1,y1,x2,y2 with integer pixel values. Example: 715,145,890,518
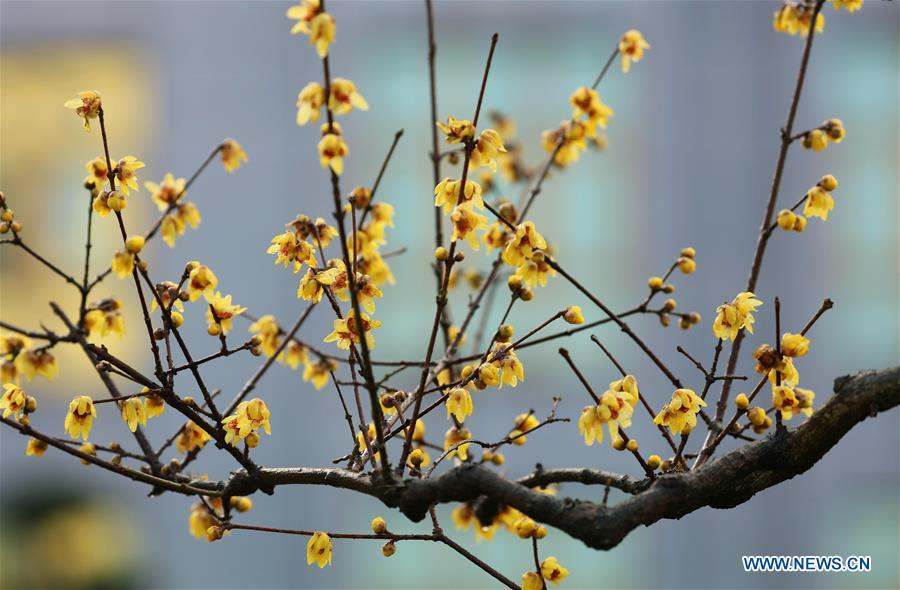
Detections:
626,439,639,452
735,393,750,410
125,235,145,254
647,454,662,469
206,526,225,542
677,256,696,274
382,540,396,557
246,431,261,448
680,247,696,259
435,247,448,261
648,276,663,289
371,517,387,535
230,497,253,512
777,209,796,231
611,438,626,451
107,191,127,212
79,442,96,465
563,306,584,325
514,517,537,539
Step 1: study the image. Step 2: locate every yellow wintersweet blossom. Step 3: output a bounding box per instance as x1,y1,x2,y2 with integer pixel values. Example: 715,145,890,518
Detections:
84,157,110,187
63,90,102,131
578,386,635,446
324,309,382,350
483,221,510,252
113,156,145,195
318,131,349,175
279,340,309,370
268,231,318,273
145,173,186,211
781,332,810,357
774,3,825,37
329,78,368,115
310,12,336,58
26,437,48,457
470,129,507,171
619,29,651,73
220,138,248,172
1,383,26,418
206,292,247,334
307,531,333,568
189,502,220,540
436,116,476,144
712,292,763,341
477,362,500,387
287,0,321,34
176,421,211,454
222,398,272,446
111,249,134,279
772,384,815,420
92,190,123,217
833,0,863,12
444,426,472,461
186,263,219,302
522,572,543,590
503,222,548,267
540,557,569,585
542,120,591,166
653,388,707,435
120,397,147,432
84,298,126,340
299,267,339,303
434,177,484,214
767,355,800,387
249,315,282,357
450,202,489,250
303,359,335,390
451,504,475,531
569,86,615,128
446,387,473,422
297,82,326,126
358,249,395,286
491,344,525,388
2,332,31,357
514,251,556,288
804,185,835,221
64,396,97,440
160,201,202,247
15,349,58,382
145,391,165,418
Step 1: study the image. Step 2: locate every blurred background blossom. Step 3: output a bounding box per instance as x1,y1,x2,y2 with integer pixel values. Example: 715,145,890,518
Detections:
1,1,897,588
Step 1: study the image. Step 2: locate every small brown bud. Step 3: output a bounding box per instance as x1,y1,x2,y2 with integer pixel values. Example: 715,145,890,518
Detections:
250,347,262,357
154,328,166,340
24,396,38,413
498,202,518,223
381,540,396,557
454,251,465,262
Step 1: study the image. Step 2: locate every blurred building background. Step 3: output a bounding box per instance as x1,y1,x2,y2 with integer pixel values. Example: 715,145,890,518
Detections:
1,1,897,588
